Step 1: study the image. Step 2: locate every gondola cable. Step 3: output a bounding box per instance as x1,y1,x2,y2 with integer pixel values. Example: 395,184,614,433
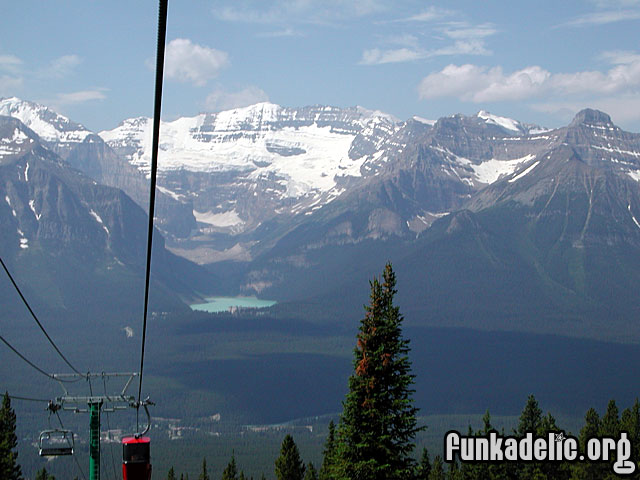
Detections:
136,0,168,421
0,256,82,375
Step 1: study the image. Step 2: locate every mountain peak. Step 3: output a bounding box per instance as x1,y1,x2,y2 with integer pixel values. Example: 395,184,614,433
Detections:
0,96,90,143
569,108,614,128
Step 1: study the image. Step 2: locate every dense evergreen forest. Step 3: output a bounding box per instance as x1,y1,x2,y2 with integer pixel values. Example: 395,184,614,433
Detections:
3,265,638,479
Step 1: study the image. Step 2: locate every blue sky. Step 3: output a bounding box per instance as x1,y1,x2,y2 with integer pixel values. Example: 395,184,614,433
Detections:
2,0,640,132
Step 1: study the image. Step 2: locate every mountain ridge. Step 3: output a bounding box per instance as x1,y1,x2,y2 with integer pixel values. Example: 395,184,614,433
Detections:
4,97,640,341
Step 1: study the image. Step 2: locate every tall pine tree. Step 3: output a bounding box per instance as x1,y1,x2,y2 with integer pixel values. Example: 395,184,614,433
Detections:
198,457,209,480
333,263,423,480
167,466,176,480
319,421,336,480
222,453,239,480
275,434,305,480
0,392,21,480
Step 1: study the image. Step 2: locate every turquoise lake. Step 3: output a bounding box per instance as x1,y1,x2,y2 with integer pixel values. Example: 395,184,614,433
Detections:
190,296,277,313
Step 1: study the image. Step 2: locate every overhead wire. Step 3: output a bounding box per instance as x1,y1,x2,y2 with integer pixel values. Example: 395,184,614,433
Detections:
0,256,82,375
7,394,50,403
0,334,80,383
137,0,168,412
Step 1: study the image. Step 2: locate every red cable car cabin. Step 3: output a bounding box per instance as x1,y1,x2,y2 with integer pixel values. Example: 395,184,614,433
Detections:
122,436,152,480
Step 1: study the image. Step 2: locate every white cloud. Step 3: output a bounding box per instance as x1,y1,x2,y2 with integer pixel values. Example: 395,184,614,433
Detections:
55,89,107,105
216,0,387,25
360,40,491,65
418,56,640,102
0,75,23,96
533,94,640,127
165,39,229,86
433,39,491,57
590,0,640,6
598,50,640,65
43,55,82,79
360,19,495,65
403,6,455,22
0,55,23,74
217,6,280,23
256,27,303,38
360,48,426,65
205,86,270,111
381,33,420,48
442,23,498,40
563,9,640,26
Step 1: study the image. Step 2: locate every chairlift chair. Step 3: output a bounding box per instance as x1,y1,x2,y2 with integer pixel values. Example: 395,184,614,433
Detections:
38,429,74,456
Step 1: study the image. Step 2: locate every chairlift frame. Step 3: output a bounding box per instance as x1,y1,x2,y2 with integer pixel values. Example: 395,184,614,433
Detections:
38,428,75,456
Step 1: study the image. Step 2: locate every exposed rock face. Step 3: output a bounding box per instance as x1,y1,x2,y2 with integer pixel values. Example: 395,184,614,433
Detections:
0,115,210,314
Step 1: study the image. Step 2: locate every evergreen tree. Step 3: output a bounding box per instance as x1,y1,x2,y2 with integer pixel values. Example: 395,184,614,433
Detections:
0,392,21,480
319,421,336,480
537,412,570,479
167,466,176,480
35,467,55,480
275,434,305,480
429,456,445,480
304,462,318,480
446,458,462,480
574,407,602,480
334,263,424,480
515,395,544,479
222,453,239,480
517,394,542,435
599,400,622,479
600,399,620,438
620,398,640,478
199,457,210,480
416,447,431,480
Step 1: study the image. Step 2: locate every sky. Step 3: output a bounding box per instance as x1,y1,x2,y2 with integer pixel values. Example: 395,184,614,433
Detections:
2,0,640,133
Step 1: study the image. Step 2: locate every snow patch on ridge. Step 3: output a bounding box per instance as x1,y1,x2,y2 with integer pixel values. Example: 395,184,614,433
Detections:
627,170,640,182
29,199,41,220
508,160,540,183
89,209,109,235
194,209,244,228
457,154,536,184
477,111,522,132
412,116,436,125
629,204,640,229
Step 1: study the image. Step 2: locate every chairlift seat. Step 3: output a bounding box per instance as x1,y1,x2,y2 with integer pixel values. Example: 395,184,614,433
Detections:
38,429,74,457
39,446,74,456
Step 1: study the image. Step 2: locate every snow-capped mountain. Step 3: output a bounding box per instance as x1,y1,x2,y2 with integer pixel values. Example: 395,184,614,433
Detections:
5,97,640,342
0,97,197,237
1,97,557,262
0,97,91,146
0,115,212,316
100,103,399,227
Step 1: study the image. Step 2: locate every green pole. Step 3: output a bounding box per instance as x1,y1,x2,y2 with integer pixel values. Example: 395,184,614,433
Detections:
89,401,102,480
